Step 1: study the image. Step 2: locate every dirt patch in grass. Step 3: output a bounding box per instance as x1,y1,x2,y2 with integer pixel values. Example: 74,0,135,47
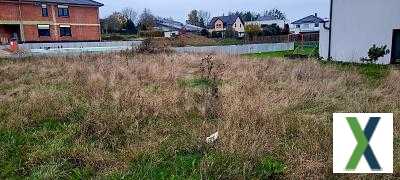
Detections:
0,53,399,178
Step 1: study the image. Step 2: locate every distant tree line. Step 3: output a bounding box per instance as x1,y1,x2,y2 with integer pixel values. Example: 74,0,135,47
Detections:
185,8,287,28
229,8,287,22
101,8,157,34
101,8,137,34
245,23,290,40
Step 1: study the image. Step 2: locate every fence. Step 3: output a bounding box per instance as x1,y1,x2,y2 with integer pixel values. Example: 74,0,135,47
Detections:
174,42,294,55
245,33,319,44
20,41,142,50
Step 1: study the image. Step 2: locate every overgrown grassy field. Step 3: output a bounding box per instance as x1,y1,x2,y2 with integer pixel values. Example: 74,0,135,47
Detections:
0,53,399,179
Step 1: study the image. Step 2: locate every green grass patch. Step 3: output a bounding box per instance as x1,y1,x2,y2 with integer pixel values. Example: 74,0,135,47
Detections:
294,41,319,49
0,83,15,94
29,161,94,180
177,77,216,89
394,138,400,147
0,118,89,179
0,130,26,178
320,61,389,82
125,152,203,179
0,58,11,65
255,156,286,179
144,84,161,93
244,47,317,59
187,38,245,47
109,151,286,179
245,51,291,58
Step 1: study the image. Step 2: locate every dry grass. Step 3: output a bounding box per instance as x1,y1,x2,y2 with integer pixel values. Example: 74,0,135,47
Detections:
149,34,217,47
0,53,399,179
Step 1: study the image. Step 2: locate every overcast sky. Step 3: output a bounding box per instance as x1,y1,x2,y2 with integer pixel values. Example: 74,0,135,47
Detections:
98,0,329,22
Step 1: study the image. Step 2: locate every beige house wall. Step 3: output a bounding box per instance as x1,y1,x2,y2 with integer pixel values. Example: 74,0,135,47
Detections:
210,19,224,32
209,17,245,34
208,18,244,37
232,17,244,33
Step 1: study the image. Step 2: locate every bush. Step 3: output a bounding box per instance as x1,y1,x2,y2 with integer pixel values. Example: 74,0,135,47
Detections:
134,38,173,54
224,27,238,38
361,44,390,63
200,29,210,37
211,31,223,38
262,24,282,36
245,24,262,40
282,24,290,35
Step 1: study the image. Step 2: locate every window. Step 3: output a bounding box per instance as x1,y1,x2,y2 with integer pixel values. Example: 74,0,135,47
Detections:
41,4,48,17
38,25,50,37
314,23,319,27
60,25,71,36
296,25,300,28
58,5,69,17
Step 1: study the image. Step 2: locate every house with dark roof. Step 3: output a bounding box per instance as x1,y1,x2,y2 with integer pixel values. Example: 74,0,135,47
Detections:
245,15,287,29
154,18,204,37
291,13,326,34
207,14,245,38
0,0,103,44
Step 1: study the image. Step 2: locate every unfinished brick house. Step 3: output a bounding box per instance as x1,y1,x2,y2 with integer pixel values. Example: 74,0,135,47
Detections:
0,0,103,44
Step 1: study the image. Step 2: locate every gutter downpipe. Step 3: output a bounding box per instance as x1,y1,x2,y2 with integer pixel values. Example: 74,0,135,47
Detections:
328,0,333,60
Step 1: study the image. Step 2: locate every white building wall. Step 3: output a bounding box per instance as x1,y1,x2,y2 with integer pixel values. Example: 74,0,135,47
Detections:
320,0,400,64
291,23,320,34
164,31,179,38
233,17,245,33
319,23,329,58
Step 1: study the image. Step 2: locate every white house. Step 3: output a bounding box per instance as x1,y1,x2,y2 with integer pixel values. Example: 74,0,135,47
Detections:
291,14,326,34
245,15,287,29
320,0,400,64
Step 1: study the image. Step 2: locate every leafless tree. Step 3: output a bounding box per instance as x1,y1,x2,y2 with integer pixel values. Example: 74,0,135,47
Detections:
264,8,287,20
187,9,211,28
187,10,200,26
138,8,156,31
198,10,211,26
121,8,137,23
